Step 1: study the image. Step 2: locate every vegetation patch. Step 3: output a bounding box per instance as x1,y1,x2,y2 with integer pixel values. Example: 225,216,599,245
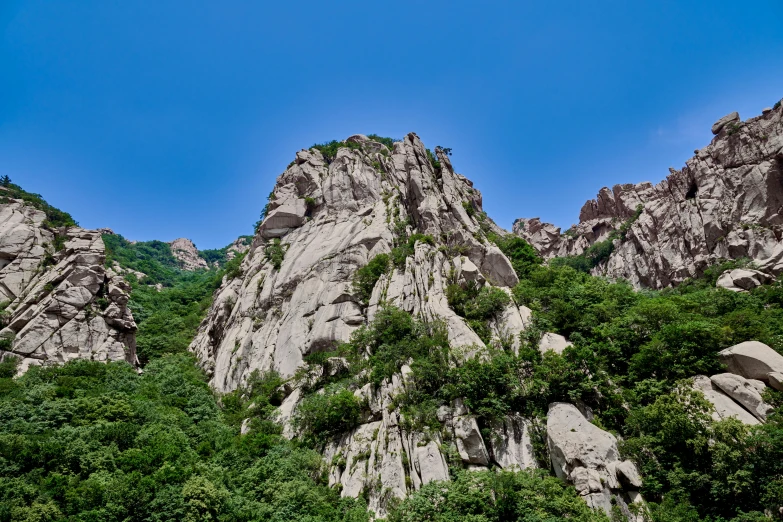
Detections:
353,253,390,304
263,238,285,270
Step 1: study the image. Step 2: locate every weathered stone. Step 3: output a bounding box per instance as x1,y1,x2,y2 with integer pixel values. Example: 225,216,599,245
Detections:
514,106,783,289
453,415,490,465
710,372,773,421
489,414,537,470
169,238,208,270
0,200,136,367
719,341,783,384
711,111,740,134
547,402,642,516
692,375,759,425
538,332,572,355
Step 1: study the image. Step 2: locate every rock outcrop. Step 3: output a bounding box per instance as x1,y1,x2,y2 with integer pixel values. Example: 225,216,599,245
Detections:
692,375,761,425
225,236,251,261
190,133,534,514
716,268,771,292
514,104,783,288
169,238,208,270
719,340,783,391
547,402,644,518
190,133,521,391
0,198,137,371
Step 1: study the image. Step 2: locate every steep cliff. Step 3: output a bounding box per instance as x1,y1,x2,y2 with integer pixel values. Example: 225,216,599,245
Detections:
190,133,537,514
0,185,137,371
514,104,783,288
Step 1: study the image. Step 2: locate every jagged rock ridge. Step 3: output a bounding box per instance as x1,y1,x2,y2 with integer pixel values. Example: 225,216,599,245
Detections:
514,104,783,288
0,193,137,371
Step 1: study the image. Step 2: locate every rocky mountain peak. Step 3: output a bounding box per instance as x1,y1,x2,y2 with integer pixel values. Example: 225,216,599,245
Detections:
169,237,208,270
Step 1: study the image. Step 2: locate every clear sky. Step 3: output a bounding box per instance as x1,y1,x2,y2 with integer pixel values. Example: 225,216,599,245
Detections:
2,1,782,249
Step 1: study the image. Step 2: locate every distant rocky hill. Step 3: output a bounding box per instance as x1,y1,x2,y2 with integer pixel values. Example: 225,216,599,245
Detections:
514,104,783,288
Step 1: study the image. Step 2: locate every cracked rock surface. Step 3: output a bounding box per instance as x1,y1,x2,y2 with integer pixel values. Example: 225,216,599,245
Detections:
0,197,137,371
514,105,783,288
189,133,536,515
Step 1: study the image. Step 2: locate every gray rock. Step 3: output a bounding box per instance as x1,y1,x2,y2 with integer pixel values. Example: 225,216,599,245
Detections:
169,238,208,270
711,111,740,134
692,375,759,425
538,332,573,355
710,372,772,421
719,341,783,385
0,201,136,368
454,415,490,465
769,372,783,391
489,414,537,470
547,402,643,516
762,107,773,115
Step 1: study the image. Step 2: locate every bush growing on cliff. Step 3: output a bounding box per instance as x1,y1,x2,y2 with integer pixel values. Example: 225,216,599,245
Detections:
263,239,285,270
0,181,77,229
353,253,389,304
492,235,541,278
293,385,363,445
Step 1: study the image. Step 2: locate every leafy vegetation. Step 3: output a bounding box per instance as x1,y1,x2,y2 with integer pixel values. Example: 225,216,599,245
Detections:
389,469,609,522
263,238,285,270
446,283,510,345
353,253,390,304
130,270,222,364
293,385,363,446
311,140,364,164
103,234,181,286
0,356,369,522
426,148,441,171
492,235,542,279
366,134,396,150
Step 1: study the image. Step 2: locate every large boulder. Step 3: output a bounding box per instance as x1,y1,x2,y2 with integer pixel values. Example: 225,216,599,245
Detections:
547,402,643,516
716,268,771,292
710,373,772,421
538,332,572,355
719,341,783,390
258,197,307,238
453,415,490,465
711,111,740,134
692,375,760,425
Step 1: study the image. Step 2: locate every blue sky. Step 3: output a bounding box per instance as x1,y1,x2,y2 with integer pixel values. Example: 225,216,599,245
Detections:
2,1,782,249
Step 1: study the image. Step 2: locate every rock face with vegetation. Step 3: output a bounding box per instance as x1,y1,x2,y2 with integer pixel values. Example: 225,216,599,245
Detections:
514,104,783,288
3,110,783,521
0,184,137,371
189,133,541,513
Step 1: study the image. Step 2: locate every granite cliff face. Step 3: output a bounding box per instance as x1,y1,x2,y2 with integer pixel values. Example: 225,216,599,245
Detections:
0,193,137,372
190,133,537,514
514,104,783,288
